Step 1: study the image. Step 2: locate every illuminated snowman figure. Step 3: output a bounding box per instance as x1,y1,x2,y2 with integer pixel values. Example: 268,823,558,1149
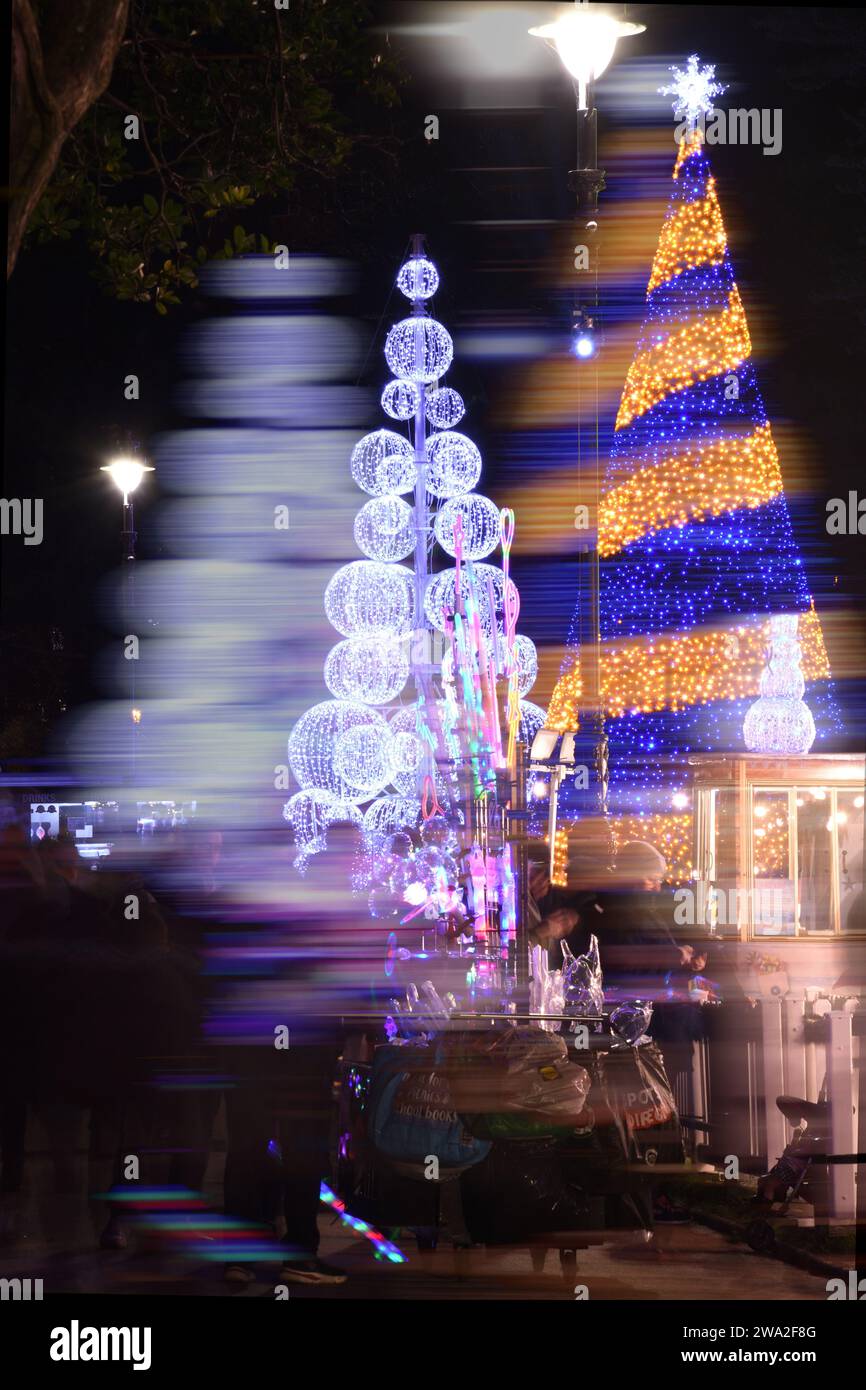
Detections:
743,614,816,755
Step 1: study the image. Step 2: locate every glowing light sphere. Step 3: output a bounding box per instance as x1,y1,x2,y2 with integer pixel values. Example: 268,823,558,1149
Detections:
743,699,816,755
425,431,482,499
396,258,440,301
423,563,510,636
288,700,386,797
434,493,501,559
283,788,361,866
324,635,409,705
333,723,395,798
324,561,415,638
499,633,538,697
350,429,415,496
381,378,421,421
353,495,415,563
518,699,547,749
385,318,453,385
425,387,465,430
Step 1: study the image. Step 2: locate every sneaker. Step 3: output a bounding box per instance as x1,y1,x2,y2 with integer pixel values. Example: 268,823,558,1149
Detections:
277,1256,348,1286
224,1263,256,1285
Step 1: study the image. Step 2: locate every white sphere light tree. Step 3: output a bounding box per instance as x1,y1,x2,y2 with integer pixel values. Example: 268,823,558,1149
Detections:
286,245,540,912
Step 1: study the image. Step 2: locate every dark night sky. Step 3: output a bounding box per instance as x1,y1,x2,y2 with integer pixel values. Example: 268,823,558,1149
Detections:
4,3,866,764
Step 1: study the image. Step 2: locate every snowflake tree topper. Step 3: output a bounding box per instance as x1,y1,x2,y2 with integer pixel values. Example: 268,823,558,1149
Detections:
660,54,726,129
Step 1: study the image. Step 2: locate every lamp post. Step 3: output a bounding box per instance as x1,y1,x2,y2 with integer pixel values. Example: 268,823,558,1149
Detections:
529,4,644,840
100,452,154,791
100,455,154,563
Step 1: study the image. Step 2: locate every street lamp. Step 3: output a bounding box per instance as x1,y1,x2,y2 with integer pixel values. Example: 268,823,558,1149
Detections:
100,455,154,561
101,451,154,795
529,4,645,826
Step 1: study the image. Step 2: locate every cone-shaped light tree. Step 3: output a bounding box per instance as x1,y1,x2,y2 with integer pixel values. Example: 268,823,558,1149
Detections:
549,58,838,834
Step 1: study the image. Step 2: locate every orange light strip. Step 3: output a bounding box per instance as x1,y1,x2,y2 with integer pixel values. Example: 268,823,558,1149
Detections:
547,606,830,725
599,422,783,557
615,286,751,432
646,177,727,294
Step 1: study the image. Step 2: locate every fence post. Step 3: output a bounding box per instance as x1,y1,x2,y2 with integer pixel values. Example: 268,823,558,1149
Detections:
828,1009,857,1222
760,996,787,1167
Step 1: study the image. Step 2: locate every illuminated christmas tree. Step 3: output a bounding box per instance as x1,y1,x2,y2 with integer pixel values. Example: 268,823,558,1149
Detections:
549,58,838,839
285,244,540,930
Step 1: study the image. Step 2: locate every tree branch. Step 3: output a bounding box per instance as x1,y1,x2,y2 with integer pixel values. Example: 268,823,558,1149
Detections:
9,0,130,276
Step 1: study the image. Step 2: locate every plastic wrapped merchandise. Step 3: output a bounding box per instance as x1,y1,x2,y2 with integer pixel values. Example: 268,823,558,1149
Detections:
529,944,565,1032
598,1040,684,1166
442,1026,591,1134
610,999,654,1047
561,933,604,1020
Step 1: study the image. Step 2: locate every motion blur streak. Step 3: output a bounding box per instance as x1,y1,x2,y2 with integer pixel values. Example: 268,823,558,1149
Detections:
63,257,369,837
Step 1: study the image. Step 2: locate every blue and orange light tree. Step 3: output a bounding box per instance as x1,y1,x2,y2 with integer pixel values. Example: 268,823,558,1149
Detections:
550,66,838,874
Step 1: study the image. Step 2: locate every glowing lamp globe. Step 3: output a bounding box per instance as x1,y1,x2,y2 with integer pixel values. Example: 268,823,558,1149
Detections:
101,456,154,502
434,493,501,559
324,635,409,705
381,379,421,421
426,387,465,430
324,561,415,639
529,12,645,110
572,330,596,360
350,430,416,496
288,700,387,797
385,318,453,385
353,495,415,562
425,431,482,498
396,258,440,301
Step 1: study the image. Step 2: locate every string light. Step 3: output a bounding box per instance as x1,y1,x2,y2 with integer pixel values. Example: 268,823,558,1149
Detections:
426,387,465,430
384,317,453,384
434,493,501,559
425,431,482,498
350,429,415,496
600,423,782,557
354,495,415,563
324,636,409,705
647,177,726,293
288,701,387,797
743,613,816,753
283,788,362,867
550,124,839,823
381,379,421,421
396,257,439,301
616,287,751,431
324,561,415,638
424,563,510,636
333,723,396,798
